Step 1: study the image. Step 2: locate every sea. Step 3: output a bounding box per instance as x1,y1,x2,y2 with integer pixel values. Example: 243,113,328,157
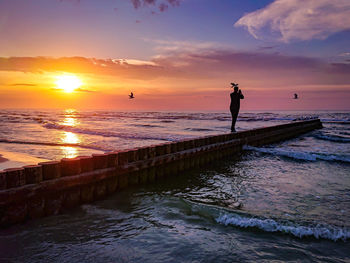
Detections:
0,109,349,262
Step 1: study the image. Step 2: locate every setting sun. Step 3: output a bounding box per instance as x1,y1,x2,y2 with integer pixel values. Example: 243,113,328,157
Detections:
55,75,82,93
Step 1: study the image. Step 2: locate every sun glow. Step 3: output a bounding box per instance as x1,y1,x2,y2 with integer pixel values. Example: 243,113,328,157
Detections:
55,75,82,93
60,132,80,158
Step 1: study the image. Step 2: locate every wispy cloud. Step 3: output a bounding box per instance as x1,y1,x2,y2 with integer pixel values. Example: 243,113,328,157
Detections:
235,0,350,42
130,0,182,12
152,49,350,86
147,39,229,53
9,83,37,86
75,88,95,92
59,0,182,13
0,56,162,79
1,49,349,87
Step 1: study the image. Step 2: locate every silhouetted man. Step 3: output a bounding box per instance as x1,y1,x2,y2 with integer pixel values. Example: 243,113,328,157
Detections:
230,83,244,132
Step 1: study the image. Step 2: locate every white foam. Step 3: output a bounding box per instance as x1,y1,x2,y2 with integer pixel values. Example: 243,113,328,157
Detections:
244,145,350,163
315,134,350,143
216,213,350,241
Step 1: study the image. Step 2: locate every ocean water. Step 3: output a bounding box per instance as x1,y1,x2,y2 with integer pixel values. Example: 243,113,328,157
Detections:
0,110,350,262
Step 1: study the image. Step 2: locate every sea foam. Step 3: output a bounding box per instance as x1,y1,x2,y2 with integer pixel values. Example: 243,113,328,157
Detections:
216,213,350,241
244,145,350,163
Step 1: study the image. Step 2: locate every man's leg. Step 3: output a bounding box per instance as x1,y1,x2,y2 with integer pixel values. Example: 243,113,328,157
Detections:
231,111,238,132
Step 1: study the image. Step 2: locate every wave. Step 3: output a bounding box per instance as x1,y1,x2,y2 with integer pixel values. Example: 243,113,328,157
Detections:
132,124,163,128
216,213,350,241
320,119,350,124
244,145,350,163
0,139,109,151
237,116,319,122
160,120,175,123
185,128,214,132
238,117,295,122
180,198,350,241
314,133,350,143
43,123,177,141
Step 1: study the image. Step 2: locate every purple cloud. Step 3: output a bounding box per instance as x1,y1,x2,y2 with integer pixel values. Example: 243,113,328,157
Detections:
1,49,349,87
235,0,350,42
159,3,168,12
130,0,182,12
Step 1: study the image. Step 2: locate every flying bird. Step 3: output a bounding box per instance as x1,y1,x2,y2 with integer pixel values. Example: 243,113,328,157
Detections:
129,92,135,99
294,93,298,99
231,82,239,88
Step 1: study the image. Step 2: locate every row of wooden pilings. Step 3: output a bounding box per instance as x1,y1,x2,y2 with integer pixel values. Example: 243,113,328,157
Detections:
0,119,322,227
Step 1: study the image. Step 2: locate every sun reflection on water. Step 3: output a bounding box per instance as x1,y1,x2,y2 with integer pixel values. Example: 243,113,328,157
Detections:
62,117,77,127
60,146,78,159
59,109,81,158
62,131,79,144
60,132,80,158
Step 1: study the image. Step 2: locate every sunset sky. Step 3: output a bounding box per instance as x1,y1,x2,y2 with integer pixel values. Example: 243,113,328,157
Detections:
0,0,349,110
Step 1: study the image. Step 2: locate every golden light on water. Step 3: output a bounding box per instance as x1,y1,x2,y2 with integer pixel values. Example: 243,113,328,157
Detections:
60,109,79,127
60,146,78,159
55,75,82,93
59,110,80,158
62,131,79,144
62,117,77,126
60,132,80,158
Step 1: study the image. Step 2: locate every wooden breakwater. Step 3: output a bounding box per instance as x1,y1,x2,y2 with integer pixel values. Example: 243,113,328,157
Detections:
0,119,322,227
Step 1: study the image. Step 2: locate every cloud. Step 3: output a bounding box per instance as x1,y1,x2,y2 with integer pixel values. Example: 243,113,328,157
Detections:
235,0,350,42
59,0,181,13
51,87,95,92
1,48,349,88
130,0,182,12
0,56,164,80
75,88,95,92
159,3,168,12
152,48,350,87
148,39,229,53
9,83,37,86
339,52,350,57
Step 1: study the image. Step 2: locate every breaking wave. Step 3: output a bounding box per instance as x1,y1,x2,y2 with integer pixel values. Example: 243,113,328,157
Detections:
314,133,350,143
216,213,350,241
181,199,350,241
244,145,350,163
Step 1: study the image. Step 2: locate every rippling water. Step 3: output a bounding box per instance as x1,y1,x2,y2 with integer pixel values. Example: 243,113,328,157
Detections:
0,110,350,262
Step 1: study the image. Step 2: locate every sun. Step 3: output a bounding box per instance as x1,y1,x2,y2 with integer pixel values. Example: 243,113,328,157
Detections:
55,75,82,93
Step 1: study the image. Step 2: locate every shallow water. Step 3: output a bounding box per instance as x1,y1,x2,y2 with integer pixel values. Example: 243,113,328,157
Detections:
0,110,350,262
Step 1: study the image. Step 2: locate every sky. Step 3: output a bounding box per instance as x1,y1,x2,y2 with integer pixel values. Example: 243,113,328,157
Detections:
0,0,349,110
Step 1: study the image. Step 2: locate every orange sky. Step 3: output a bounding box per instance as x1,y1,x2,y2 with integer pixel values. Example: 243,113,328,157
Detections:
0,0,349,110
0,55,349,110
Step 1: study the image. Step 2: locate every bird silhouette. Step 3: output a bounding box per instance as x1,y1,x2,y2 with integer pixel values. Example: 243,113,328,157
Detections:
231,82,239,88
129,92,134,99
294,93,298,99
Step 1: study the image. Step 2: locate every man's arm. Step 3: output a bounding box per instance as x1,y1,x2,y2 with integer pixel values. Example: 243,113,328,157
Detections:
239,90,244,99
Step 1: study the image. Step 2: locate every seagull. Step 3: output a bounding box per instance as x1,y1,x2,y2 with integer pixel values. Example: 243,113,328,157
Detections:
294,93,298,99
231,82,239,88
129,92,134,99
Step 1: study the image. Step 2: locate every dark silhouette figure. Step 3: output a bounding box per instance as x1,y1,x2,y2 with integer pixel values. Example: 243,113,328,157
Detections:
294,93,298,99
230,83,244,132
129,92,134,99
